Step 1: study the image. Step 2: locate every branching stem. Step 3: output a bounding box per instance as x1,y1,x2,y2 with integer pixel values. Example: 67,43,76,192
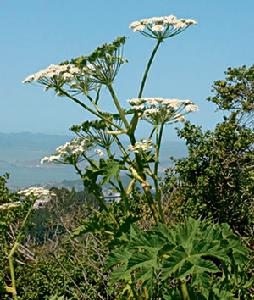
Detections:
7,203,35,300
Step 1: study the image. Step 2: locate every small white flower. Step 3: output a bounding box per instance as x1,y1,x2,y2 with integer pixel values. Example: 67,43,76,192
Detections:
174,114,186,122
128,98,144,105
133,104,145,110
95,149,104,157
185,103,199,112
134,24,146,32
184,19,198,25
63,73,75,80
163,15,177,24
129,20,141,28
152,24,164,32
128,139,153,153
143,108,160,115
69,66,81,74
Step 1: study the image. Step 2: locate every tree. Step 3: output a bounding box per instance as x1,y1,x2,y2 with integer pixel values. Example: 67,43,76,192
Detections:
163,65,254,236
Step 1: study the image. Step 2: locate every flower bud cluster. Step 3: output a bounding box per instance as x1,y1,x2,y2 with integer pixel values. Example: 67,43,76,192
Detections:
129,15,197,39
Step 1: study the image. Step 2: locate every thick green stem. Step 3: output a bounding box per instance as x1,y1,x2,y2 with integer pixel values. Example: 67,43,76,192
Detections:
180,281,191,300
7,204,34,299
138,39,162,98
154,124,165,223
106,85,158,217
127,39,163,221
105,147,128,202
107,83,129,130
129,39,162,137
81,154,108,211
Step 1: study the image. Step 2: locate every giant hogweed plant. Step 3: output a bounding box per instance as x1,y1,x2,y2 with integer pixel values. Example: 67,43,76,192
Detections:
21,16,254,299
23,15,198,223
20,15,254,299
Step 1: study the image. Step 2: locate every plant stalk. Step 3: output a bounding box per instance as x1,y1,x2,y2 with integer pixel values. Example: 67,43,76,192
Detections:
138,39,162,98
129,39,162,135
107,83,130,130
180,281,191,300
154,123,165,223
7,204,34,300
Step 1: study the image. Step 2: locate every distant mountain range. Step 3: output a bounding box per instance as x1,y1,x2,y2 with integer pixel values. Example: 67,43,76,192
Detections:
0,132,187,189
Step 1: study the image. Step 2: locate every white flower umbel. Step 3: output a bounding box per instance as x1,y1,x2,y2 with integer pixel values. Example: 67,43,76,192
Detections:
41,137,93,164
129,15,197,39
0,202,21,211
18,187,53,198
18,187,56,209
22,64,81,83
23,62,99,97
128,139,153,153
128,98,198,125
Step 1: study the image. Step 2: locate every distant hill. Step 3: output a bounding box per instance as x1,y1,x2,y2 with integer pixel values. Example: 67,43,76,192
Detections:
0,132,78,188
0,132,73,161
0,132,187,189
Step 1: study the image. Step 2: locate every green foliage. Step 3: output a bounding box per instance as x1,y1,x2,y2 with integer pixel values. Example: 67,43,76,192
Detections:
163,65,254,236
0,174,32,298
108,218,253,299
163,117,254,236
15,233,110,300
208,64,254,127
26,188,95,244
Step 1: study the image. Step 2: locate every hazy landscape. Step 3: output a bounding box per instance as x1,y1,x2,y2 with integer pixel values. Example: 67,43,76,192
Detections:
0,132,187,189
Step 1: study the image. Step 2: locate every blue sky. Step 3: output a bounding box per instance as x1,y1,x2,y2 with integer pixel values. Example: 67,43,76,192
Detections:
0,0,253,135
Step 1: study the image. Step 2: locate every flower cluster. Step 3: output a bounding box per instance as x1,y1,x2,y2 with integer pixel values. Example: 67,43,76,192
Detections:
23,64,81,84
129,15,197,39
41,137,93,164
23,37,127,95
18,187,56,209
0,202,21,211
18,187,53,198
22,62,99,96
128,98,198,124
128,139,153,153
